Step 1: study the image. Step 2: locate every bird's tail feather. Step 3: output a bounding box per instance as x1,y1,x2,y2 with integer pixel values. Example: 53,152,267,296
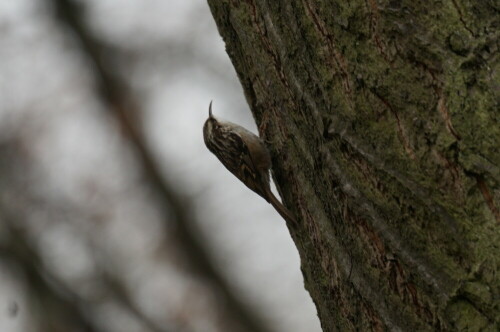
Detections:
265,188,297,226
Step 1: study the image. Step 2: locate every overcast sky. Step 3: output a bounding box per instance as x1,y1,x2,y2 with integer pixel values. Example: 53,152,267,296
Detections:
0,1,321,331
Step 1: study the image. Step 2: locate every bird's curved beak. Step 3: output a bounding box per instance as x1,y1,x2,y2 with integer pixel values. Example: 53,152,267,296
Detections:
208,100,214,118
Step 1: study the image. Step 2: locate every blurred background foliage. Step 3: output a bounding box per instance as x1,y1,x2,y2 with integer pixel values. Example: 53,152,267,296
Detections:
0,1,320,332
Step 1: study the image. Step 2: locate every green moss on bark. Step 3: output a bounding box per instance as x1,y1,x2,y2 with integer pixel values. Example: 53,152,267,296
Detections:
208,0,499,330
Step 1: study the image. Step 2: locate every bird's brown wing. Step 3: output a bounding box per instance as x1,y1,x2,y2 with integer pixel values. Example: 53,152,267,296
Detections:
225,131,269,201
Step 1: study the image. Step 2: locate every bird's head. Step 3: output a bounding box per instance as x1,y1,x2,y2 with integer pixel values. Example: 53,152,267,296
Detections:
203,101,219,144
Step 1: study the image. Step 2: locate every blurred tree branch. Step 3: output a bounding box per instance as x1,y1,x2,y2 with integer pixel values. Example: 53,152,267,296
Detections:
0,211,104,332
46,0,274,332
0,139,174,332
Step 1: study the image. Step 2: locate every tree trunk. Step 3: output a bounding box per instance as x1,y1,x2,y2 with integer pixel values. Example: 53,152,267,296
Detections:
207,1,499,331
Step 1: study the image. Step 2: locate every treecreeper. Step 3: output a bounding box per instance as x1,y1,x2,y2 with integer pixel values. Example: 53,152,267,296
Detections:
203,101,296,225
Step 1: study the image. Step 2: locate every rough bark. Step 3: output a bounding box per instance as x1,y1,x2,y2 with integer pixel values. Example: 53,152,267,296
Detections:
207,1,499,331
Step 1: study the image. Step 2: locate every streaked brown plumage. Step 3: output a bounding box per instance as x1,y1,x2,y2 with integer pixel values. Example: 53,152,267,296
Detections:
203,101,296,225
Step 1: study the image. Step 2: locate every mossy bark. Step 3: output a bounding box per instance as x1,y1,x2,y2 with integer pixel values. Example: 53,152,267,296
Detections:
207,1,499,331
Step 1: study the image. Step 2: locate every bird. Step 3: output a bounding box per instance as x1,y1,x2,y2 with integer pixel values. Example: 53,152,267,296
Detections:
203,101,296,225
